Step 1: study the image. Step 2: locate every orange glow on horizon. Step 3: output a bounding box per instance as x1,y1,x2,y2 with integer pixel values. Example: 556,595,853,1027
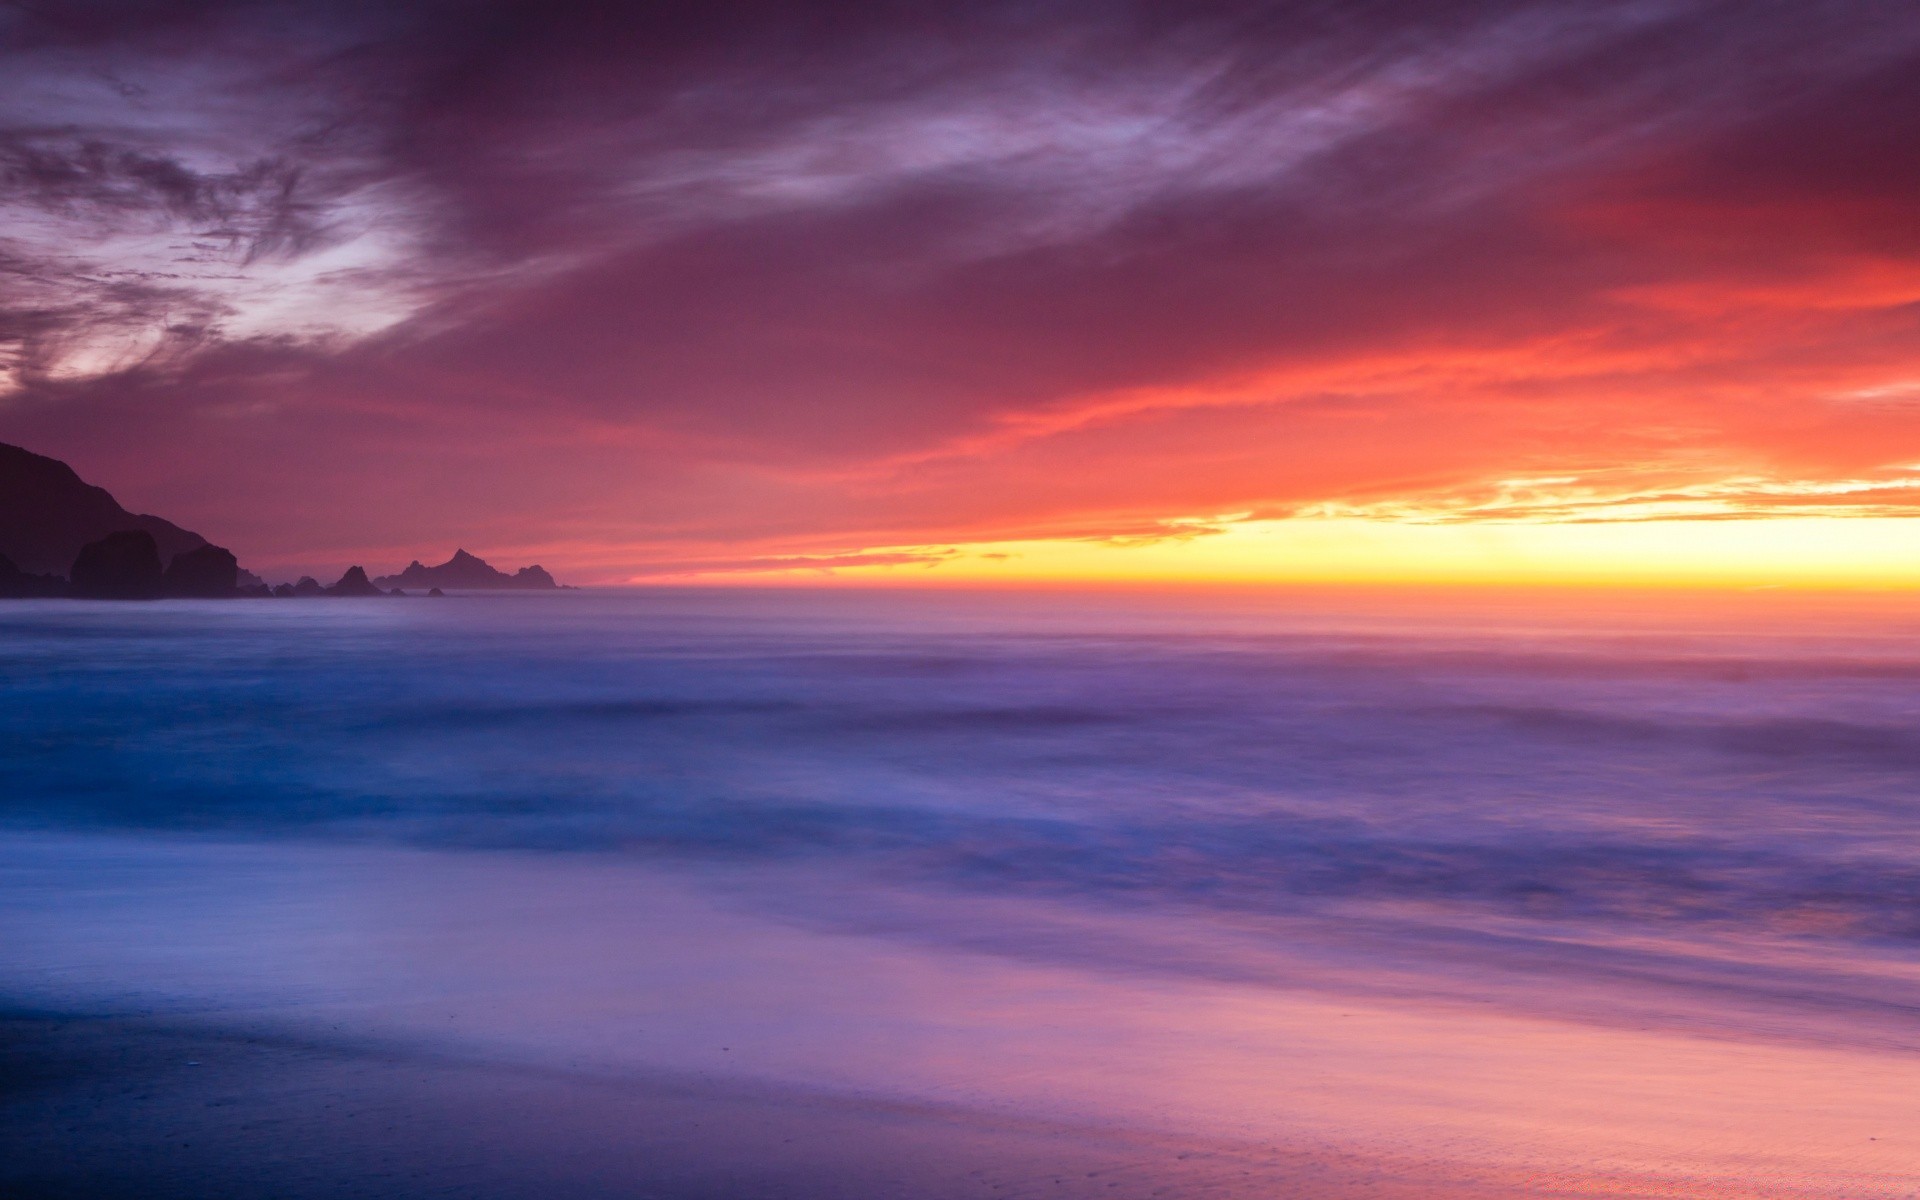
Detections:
629,515,1920,591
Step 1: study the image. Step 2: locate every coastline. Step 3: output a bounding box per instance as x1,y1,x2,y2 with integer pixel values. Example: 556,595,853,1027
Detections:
0,1007,1500,1200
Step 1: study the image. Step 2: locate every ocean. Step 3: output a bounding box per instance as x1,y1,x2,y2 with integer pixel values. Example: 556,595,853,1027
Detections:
2,587,1917,1197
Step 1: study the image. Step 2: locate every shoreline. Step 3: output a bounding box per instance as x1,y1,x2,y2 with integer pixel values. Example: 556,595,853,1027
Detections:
0,1006,1512,1200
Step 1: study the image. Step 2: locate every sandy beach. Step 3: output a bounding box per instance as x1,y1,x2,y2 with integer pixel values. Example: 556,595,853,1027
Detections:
4,1005,1548,1200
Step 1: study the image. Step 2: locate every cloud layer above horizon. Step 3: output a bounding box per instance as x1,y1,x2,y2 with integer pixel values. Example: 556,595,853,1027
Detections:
4,0,1920,579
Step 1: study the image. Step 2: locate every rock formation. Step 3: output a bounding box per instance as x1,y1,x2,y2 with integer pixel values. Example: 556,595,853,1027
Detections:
374,549,561,590
0,551,67,598
0,441,563,603
0,442,210,576
162,544,240,598
326,566,384,596
70,530,165,599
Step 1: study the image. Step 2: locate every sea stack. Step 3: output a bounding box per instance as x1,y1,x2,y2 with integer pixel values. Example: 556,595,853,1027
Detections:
162,544,241,598
69,531,165,599
327,566,384,596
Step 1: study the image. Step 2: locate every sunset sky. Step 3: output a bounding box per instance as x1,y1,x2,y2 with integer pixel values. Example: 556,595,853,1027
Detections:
4,0,1919,585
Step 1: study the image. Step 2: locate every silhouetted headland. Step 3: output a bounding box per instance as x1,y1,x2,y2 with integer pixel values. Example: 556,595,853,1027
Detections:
0,442,209,576
0,442,565,599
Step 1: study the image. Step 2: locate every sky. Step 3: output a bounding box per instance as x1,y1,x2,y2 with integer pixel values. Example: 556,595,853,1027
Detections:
3,0,1919,585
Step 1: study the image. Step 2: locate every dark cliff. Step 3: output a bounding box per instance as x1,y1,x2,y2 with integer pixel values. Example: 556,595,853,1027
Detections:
0,442,209,576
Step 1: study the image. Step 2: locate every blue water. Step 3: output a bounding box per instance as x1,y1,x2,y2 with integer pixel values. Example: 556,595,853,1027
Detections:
8,590,1920,950
5,588,1920,1194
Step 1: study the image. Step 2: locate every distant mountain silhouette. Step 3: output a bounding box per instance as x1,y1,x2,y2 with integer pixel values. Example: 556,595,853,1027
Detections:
0,442,209,575
374,549,561,590
0,442,557,601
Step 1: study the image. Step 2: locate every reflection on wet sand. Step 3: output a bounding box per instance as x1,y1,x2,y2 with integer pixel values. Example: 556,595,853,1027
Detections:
3,833,1914,1198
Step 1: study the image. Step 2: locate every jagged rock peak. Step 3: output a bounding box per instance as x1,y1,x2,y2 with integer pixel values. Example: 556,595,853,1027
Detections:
327,566,384,597
373,549,562,590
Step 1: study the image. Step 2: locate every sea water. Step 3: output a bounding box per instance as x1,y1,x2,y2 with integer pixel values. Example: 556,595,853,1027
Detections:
3,588,1918,1196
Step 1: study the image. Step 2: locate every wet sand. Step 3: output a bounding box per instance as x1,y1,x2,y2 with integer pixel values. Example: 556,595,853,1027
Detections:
0,1008,1532,1200
4,832,1915,1199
